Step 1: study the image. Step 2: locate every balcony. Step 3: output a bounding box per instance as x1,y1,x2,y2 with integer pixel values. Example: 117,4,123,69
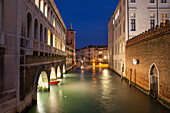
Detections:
24,38,66,56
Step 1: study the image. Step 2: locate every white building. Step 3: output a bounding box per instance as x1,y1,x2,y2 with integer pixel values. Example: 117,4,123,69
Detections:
108,0,170,76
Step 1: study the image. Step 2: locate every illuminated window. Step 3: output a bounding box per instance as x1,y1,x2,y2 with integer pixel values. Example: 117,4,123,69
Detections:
113,19,115,24
40,0,44,13
35,0,39,7
161,14,167,24
48,30,50,45
53,35,55,47
53,17,55,27
122,42,125,53
150,13,155,18
161,14,167,18
119,42,121,54
44,3,48,17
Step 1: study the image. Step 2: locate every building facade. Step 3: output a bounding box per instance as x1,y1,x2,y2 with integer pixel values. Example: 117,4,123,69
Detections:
126,22,170,107
76,45,108,65
108,0,170,76
66,25,76,71
0,0,66,112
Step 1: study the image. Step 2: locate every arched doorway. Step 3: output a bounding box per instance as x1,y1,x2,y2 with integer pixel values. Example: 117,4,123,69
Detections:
37,71,49,91
150,64,159,95
57,66,61,78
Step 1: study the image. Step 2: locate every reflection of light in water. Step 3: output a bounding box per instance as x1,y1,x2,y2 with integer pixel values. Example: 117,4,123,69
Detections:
81,74,85,81
81,70,84,74
103,69,108,76
50,67,56,79
37,93,43,113
93,66,95,75
81,66,84,69
99,66,102,73
92,77,97,84
93,63,95,67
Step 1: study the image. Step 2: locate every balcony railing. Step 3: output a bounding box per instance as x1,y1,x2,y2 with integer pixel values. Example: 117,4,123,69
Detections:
25,38,66,56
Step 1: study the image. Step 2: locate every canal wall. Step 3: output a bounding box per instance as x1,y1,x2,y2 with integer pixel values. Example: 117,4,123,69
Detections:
126,21,170,108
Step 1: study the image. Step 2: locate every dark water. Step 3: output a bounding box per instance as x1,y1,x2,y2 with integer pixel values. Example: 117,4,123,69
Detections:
28,66,169,113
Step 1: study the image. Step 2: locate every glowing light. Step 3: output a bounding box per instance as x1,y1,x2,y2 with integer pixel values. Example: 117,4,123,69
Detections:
50,67,56,79
53,35,55,47
133,59,137,65
99,63,102,65
57,66,61,78
93,59,95,62
63,65,66,73
38,71,48,91
93,63,95,67
104,56,107,59
48,30,50,45
81,66,84,69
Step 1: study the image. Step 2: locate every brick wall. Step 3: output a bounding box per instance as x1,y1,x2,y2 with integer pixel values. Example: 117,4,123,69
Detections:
126,22,170,103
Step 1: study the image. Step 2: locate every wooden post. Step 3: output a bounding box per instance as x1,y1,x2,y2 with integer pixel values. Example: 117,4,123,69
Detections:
129,69,132,86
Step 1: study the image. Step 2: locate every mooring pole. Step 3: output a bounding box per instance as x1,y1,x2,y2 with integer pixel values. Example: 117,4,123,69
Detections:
129,69,132,86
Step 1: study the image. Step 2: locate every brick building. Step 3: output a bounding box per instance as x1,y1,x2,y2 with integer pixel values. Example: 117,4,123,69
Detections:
126,22,170,107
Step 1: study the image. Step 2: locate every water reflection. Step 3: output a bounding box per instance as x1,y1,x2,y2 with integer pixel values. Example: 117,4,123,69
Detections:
28,66,169,113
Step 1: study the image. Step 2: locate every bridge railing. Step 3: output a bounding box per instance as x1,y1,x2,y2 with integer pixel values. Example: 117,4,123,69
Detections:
25,38,66,56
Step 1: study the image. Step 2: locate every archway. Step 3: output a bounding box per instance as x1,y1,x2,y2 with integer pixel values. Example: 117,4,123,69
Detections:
37,71,49,91
150,64,159,95
50,67,56,79
57,66,61,78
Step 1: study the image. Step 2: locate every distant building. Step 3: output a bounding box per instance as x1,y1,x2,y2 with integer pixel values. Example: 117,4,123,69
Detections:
76,45,108,65
66,24,76,71
108,0,170,76
126,22,170,107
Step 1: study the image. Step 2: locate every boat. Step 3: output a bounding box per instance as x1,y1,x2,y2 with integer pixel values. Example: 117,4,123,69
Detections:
50,78,60,85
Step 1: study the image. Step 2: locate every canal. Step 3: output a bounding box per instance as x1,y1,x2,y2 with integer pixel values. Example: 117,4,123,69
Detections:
28,66,169,113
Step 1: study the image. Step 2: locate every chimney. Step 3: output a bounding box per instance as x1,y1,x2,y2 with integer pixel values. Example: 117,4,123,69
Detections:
70,23,72,30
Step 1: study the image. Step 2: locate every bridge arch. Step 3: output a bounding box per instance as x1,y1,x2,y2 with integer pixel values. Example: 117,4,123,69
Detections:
32,66,50,101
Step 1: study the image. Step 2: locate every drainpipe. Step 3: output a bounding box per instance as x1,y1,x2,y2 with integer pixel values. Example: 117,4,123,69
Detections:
127,0,129,40
156,0,159,25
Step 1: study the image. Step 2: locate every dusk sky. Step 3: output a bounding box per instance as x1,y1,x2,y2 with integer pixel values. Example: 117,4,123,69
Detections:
54,0,119,49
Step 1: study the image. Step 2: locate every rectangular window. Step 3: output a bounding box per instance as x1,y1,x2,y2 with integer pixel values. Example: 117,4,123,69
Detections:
131,0,135,3
150,0,155,3
131,19,136,31
161,14,167,24
150,13,155,18
161,0,167,3
150,19,155,29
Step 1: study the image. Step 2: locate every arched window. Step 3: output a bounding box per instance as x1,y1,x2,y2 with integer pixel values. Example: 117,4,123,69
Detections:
44,27,47,44
48,7,50,21
35,0,39,7
48,30,50,45
0,0,2,30
27,13,32,38
34,19,38,39
40,24,43,42
50,33,53,46
40,0,44,13
53,17,55,27
44,2,48,17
